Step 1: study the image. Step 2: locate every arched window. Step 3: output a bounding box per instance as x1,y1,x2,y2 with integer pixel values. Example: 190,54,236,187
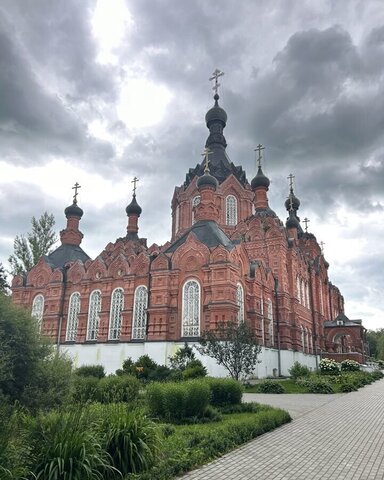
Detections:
226,195,237,226
175,204,180,233
191,195,200,225
301,325,305,351
305,282,310,309
66,292,80,341
109,288,124,340
182,279,200,337
267,299,274,346
236,283,244,323
87,290,101,341
132,286,148,340
32,294,44,328
319,281,324,315
260,296,265,345
301,279,305,307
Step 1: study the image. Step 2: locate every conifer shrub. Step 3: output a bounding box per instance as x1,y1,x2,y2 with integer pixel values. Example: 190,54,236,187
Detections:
74,364,106,379
146,380,211,422
203,378,243,406
257,380,285,394
289,361,311,379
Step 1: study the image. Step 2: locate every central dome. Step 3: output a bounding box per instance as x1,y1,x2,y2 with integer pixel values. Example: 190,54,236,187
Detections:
205,94,227,127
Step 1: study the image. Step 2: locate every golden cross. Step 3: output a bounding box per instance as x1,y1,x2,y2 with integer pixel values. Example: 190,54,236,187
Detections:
201,147,213,173
72,182,81,204
131,176,139,195
254,144,265,168
287,173,295,190
209,69,224,95
303,218,310,233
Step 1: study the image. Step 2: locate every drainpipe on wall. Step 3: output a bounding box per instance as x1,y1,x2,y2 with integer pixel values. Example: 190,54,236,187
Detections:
57,264,69,350
273,276,281,377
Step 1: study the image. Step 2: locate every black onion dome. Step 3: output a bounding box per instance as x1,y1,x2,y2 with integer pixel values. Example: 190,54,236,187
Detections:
251,166,270,190
205,94,227,127
285,191,300,211
197,171,218,190
286,210,300,229
65,203,84,218
126,194,142,216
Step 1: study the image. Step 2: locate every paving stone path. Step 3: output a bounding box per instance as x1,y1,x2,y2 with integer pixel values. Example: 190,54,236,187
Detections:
180,379,384,479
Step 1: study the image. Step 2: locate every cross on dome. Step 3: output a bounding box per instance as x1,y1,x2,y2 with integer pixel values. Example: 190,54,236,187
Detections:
287,173,295,191
201,147,213,173
131,176,139,195
303,217,310,233
209,69,224,96
72,182,81,204
254,144,265,168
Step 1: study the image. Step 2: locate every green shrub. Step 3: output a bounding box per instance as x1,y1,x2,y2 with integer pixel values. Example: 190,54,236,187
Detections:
71,375,99,403
74,364,106,379
28,408,115,480
95,404,161,476
146,380,211,422
257,380,285,394
340,360,360,372
96,375,140,404
182,360,207,380
289,361,311,379
371,370,384,380
203,378,243,406
168,343,196,370
300,378,334,394
219,402,262,414
339,382,358,392
319,358,340,375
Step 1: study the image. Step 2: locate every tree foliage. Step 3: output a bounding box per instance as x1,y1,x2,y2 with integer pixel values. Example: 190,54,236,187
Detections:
8,212,57,275
367,329,384,361
0,263,9,294
196,321,261,381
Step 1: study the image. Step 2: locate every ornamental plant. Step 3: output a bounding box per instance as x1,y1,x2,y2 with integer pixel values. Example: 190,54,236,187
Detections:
340,359,360,372
319,358,340,375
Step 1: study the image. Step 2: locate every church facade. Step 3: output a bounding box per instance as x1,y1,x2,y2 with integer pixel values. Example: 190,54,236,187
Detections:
11,80,366,376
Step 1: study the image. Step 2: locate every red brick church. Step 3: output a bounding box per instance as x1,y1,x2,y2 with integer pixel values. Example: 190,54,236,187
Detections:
11,73,366,376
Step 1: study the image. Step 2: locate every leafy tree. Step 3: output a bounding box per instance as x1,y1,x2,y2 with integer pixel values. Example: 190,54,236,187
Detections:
366,329,384,360
8,212,57,275
168,342,196,370
196,321,261,381
0,262,9,294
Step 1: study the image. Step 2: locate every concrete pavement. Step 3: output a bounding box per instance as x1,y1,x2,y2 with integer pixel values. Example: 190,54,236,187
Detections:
180,379,384,479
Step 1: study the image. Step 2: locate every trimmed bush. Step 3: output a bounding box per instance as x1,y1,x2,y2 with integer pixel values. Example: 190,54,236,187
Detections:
146,379,211,422
340,360,360,372
74,364,106,378
203,378,243,406
257,380,285,394
96,375,140,404
289,361,311,379
298,378,335,394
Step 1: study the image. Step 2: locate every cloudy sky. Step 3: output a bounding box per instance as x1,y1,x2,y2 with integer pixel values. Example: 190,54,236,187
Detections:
0,0,383,330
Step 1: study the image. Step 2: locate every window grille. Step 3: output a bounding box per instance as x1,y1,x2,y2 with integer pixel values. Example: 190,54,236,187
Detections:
191,196,200,225
32,294,44,329
87,290,101,340
66,292,80,341
226,195,237,225
109,288,124,340
182,280,200,337
237,283,244,323
132,286,148,340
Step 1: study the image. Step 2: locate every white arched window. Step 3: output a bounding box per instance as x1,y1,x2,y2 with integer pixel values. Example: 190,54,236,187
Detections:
66,292,80,341
32,294,44,328
132,286,148,340
191,195,200,225
87,290,101,341
236,283,244,323
267,299,274,346
182,279,200,337
109,288,124,340
226,195,238,226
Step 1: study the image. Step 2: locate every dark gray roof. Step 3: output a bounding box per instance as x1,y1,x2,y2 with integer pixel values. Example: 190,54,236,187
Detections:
324,313,363,328
45,243,91,269
165,220,235,253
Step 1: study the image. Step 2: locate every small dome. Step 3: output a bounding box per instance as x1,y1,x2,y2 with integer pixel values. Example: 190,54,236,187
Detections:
197,172,218,190
126,195,142,216
251,166,270,190
205,94,227,128
286,211,300,230
285,191,300,211
65,203,83,218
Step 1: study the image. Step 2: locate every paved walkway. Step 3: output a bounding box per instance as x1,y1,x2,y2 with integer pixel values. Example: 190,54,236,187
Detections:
180,379,384,479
